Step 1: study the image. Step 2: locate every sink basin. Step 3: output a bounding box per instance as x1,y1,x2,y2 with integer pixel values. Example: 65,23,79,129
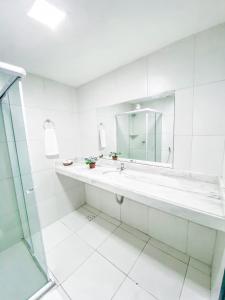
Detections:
102,169,121,175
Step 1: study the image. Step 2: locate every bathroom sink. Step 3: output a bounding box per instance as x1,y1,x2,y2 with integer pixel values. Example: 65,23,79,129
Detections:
102,169,121,175
102,169,136,183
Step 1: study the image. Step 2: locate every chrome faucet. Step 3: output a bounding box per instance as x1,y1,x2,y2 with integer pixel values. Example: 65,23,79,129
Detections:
119,162,125,172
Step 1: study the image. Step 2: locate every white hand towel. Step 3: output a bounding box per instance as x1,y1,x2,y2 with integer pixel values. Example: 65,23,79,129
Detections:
45,127,59,158
99,124,106,149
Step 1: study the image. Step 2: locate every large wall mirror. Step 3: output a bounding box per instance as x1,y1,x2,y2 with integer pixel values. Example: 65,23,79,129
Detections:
97,91,175,167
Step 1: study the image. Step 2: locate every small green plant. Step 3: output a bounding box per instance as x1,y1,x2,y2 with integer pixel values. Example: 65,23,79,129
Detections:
85,156,98,165
109,152,121,157
109,152,121,160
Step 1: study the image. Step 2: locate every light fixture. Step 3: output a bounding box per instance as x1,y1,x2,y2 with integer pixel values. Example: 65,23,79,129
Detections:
28,0,66,30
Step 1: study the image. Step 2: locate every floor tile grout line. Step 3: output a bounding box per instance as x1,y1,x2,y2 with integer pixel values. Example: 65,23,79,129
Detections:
46,271,72,300
59,250,97,286
179,256,190,300
51,219,122,288
187,261,211,277
45,209,211,271
43,208,212,300
111,238,160,300
57,244,126,299
80,205,195,269
94,225,149,277
128,277,160,300
51,209,189,268
147,241,190,265
125,240,161,300
118,223,150,242
82,203,122,227
126,239,149,277
55,249,95,285
110,275,128,299
44,230,74,254
81,203,101,216
95,223,122,250
58,284,73,300
95,249,128,277
98,213,122,227
62,205,148,245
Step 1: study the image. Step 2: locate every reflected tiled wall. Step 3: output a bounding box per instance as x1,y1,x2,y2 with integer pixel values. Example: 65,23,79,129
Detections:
77,23,225,177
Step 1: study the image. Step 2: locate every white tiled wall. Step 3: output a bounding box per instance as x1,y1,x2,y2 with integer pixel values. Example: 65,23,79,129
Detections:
77,23,225,177
148,207,188,253
194,23,225,86
121,198,149,234
85,184,120,220
147,36,194,95
85,184,217,265
187,222,216,265
22,74,85,227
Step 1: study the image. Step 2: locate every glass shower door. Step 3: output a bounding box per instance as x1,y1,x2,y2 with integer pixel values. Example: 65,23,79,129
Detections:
0,79,50,300
129,111,147,160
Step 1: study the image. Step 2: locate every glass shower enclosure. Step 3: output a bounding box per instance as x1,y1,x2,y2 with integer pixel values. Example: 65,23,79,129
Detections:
0,62,53,299
116,108,162,162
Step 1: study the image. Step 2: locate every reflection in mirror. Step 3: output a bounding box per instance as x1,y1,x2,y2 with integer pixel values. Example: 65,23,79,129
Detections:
96,91,175,167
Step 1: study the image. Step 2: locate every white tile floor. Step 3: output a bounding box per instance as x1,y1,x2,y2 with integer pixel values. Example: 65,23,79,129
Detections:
41,204,211,300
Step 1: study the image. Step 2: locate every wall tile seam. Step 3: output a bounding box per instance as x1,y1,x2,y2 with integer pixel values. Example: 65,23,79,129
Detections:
76,75,225,111
77,32,196,96
23,105,76,114
77,83,195,111
209,230,218,267
210,230,219,286
145,56,149,97
220,139,225,177
35,184,84,203
84,188,217,264
27,136,79,141
176,134,225,137
76,46,225,112
31,167,55,174
185,220,190,254
192,33,197,95
193,78,225,89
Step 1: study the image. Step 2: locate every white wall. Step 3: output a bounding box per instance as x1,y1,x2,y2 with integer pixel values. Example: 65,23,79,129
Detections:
77,23,225,177
22,74,85,227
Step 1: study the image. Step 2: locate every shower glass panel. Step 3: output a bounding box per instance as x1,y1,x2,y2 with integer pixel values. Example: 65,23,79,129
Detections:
116,110,162,162
129,111,146,160
116,114,130,158
0,68,50,300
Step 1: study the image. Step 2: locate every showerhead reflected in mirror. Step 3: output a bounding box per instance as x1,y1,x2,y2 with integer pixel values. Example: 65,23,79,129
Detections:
96,91,175,167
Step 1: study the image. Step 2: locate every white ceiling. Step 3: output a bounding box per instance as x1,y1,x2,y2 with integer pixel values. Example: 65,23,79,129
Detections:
0,0,225,87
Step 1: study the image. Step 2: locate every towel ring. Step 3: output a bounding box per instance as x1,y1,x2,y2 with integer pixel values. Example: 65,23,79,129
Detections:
43,119,55,129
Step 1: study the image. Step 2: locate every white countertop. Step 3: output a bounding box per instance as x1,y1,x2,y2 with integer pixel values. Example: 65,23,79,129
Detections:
55,162,225,232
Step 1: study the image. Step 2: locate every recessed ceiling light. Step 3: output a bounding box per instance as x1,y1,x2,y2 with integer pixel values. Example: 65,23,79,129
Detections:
28,0,66,30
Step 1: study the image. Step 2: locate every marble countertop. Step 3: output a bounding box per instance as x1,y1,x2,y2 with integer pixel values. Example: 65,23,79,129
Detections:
55,162,225,232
